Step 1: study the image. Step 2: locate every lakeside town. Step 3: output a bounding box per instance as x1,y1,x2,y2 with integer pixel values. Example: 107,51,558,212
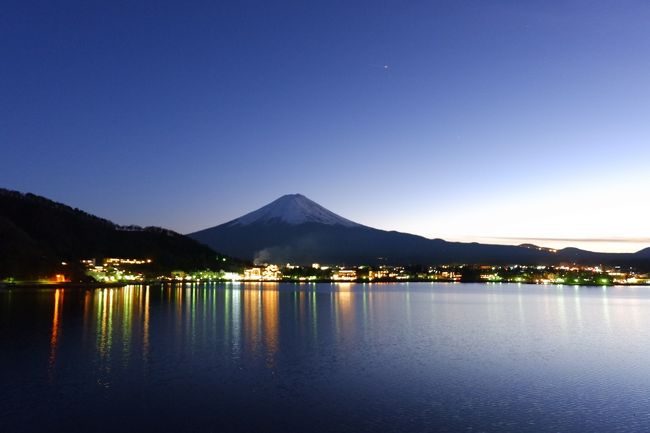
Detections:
5,257,649,287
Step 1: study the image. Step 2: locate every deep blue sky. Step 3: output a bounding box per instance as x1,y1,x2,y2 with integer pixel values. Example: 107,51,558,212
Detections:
2,0,649,252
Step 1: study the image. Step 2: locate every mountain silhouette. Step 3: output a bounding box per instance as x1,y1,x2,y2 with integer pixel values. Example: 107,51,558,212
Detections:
189,194,650,268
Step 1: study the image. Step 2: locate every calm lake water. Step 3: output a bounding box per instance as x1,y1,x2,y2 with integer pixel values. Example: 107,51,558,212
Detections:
2,282,650,432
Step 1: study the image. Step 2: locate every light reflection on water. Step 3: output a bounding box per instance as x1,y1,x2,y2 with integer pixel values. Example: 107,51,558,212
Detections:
47,288,63,381
3,282,650,432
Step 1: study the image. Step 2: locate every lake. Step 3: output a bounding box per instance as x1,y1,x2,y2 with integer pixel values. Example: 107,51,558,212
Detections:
2,282,650,432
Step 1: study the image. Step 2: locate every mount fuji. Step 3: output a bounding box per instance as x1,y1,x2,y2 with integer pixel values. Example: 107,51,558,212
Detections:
189,194,650,267
224,194,361,228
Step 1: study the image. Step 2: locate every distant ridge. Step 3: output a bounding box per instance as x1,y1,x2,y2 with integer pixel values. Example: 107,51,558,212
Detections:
637,247,650,256
519,243,557,253
190,194,650,268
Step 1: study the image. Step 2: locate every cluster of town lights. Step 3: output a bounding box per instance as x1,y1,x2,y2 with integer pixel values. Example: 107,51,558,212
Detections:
36,259,650,286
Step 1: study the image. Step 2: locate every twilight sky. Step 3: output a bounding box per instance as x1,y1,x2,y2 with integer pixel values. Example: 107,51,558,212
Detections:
2,0,649,252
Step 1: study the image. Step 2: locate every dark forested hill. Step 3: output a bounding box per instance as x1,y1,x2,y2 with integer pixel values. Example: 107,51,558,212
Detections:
0,188,236,279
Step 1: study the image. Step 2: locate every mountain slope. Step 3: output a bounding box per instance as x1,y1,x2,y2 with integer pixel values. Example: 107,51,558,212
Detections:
190,194,649,267
191,220,548,265
0,188,234,279
636,247,650,258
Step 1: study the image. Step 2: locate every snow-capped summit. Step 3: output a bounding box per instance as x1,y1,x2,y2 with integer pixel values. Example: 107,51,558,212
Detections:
227,194,361,227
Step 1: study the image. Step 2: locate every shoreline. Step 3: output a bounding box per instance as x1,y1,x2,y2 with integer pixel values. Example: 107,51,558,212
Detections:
2,279,649,289
0,281,128,289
